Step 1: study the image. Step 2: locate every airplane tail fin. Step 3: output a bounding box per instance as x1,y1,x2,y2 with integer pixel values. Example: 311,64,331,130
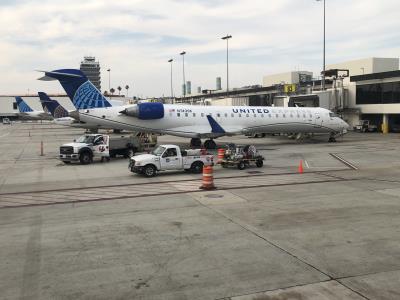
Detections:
38,92,69,118
15,97,34,113
37,69,112,109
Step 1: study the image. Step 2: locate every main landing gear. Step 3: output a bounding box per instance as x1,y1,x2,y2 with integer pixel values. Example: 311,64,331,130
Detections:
328,133,337,143
204,139,216,149
190,138,217,149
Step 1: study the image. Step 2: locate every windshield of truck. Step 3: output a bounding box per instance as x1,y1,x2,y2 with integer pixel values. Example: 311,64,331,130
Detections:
152,146,166,156
76,135,96,144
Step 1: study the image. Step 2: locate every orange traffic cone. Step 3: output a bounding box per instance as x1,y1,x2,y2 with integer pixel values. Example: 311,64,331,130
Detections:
298,160,304,174
200,165,216,190
217,148,225,164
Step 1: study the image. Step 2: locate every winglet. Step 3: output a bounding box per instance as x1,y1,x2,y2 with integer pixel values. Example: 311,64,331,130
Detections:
207,115,225,134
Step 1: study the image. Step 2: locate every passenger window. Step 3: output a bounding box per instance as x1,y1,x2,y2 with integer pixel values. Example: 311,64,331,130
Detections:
254,114,257,117
224,113,228,117
231,113,234,117
246,114,249,117
261,114,264,118
283,114,286,118
303,113,306,118
164,148,177,157
185,113,188,117
269,114,272,118
239,114,242,117
193,113,196,117
276,114,279,118
177,113,180,117
201,113,204,117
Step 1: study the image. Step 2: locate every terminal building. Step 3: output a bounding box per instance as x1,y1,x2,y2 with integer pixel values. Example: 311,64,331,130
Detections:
80,56,101,91
179,57,400,132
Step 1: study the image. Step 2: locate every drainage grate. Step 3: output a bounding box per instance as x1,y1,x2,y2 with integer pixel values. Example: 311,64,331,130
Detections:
205,194,224,199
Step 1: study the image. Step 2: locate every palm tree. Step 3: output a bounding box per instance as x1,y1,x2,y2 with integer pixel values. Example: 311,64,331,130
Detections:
110,88,115,96
117,86,122,95
125,85,129,97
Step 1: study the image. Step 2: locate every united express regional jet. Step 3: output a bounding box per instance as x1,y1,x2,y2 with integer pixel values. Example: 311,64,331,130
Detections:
39,69,349,148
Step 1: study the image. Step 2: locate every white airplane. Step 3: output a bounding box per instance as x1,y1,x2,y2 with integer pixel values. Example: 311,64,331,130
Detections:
15,96,53,121
40,69,349,148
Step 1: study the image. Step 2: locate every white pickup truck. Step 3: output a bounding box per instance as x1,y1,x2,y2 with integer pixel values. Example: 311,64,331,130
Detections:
129,144,214,177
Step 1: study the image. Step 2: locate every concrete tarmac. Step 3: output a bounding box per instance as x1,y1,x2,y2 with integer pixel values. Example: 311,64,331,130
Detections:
1,122,400,299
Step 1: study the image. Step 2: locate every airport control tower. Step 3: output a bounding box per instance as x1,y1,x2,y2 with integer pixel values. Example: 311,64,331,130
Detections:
80,56,101,91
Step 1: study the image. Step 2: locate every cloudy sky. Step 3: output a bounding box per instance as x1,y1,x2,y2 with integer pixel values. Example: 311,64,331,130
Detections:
1,0,399,97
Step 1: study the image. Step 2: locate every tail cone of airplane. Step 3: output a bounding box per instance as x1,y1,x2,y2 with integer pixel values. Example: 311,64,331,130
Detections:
69,110,80,121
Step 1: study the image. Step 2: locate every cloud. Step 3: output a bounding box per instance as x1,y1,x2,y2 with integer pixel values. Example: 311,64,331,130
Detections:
0,0,399,96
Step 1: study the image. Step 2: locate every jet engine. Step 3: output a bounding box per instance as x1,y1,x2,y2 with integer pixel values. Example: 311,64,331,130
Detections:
121,102,164,120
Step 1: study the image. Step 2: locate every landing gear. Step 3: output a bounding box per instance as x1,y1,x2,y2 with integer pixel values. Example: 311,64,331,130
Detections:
328,134,336,143
190,138,202,148
204,139,217,149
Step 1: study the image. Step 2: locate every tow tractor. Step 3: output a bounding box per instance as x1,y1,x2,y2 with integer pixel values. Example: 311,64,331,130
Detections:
354,120,378,132
220,144,264,170
129,144,214,177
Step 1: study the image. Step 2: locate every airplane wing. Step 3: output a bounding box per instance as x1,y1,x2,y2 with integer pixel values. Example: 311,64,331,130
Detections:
164,125,244,139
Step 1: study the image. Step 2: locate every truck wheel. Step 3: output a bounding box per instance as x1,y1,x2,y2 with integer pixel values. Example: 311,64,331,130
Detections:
256,160,263,168
237,161,246,170
79,152,92,165
143,165,156,177
191,161,204,173
63,161,71,164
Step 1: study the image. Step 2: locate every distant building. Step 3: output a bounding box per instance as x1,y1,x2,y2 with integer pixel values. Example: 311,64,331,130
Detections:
80,56,101,91
263,71,313,86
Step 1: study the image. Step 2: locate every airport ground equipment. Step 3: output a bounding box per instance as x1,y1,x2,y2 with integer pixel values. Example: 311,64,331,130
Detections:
59,133,144,164
2,118,11,125
129,144,214,177
353,120,378,132
220,144,264,170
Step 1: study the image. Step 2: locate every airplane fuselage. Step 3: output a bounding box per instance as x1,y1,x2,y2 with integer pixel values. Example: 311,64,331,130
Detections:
75,104,349,139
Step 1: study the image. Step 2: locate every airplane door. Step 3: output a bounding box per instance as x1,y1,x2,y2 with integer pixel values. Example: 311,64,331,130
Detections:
314,112,323,127
160,148,181,169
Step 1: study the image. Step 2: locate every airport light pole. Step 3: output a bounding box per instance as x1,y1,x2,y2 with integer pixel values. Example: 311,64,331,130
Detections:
221,35,232,94
168,58,174,99
180,51,186,97
316,0,326,90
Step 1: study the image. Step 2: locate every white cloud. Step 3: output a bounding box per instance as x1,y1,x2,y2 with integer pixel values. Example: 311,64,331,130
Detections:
0,0,399,96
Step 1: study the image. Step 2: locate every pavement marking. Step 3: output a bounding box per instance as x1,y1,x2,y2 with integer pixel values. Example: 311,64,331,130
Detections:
330,153,358,170
304,159,310,169
0,173,356,209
